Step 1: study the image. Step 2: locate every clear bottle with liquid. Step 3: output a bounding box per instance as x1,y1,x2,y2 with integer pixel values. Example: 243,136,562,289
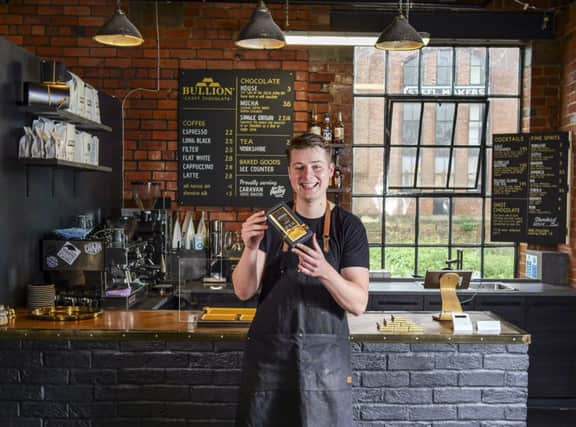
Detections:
194,211,207,251
321,113,333,144
333,111,344,144
309,105,321,136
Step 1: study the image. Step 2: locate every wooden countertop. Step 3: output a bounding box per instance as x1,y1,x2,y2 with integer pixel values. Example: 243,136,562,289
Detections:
0,309,530,344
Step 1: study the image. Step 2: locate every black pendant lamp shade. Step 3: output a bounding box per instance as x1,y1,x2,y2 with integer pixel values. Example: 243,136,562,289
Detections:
236,0,286,50
375,14,424,51
93,1,144,47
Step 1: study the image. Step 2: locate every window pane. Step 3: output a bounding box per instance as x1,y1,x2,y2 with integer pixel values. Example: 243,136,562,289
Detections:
453,198,482,244
417,247,449,275
449,147,480,188
455,103,485,146
419,198,449,243
354,97,385,145
370,247,383,270
455,47,487,89
402,103,421,145
353,147,384,193
484,247,515,278
353,197,382,244
435,103,455,145
455,247,481,277
354,47,386,94
389,50,420,94
385,247,415,277
385,197,416,244
388,146,417,189
417,147,451,188
421,48,453,94
489,47,520,95
488,98,519,135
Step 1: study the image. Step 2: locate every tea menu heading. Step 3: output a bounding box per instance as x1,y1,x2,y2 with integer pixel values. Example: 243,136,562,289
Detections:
178,70,294,206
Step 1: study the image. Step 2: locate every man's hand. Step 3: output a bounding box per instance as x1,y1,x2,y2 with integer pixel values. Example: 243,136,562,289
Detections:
241,210,268,251
292,233,334,279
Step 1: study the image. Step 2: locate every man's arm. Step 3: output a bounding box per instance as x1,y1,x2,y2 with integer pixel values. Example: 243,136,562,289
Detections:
232,211,268,301
232,247,266,300
292,235,369,315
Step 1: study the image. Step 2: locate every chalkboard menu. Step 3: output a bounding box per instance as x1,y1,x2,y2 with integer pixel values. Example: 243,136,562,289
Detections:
178,70,294,206
491,132,570,244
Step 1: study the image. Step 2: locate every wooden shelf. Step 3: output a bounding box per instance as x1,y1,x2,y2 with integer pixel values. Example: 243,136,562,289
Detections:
20,158,112,172
20,105,112,132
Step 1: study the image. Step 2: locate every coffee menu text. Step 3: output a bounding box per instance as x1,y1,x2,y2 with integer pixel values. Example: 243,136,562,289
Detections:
491,132,570,244
178,70,294,206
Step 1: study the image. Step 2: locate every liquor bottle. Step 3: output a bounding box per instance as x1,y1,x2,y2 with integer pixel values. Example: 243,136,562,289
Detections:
321,113,333,144
333,111,344,144
309,105,321,136
333,166,343,189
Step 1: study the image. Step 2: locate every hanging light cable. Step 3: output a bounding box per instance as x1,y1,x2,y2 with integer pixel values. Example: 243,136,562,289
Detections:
94,0,144,47
236,0,286,50
375,0,424,51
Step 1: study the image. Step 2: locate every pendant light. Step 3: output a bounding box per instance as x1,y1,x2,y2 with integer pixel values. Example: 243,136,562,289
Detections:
375,0,424,51
236,0,286,50
93,0,144,47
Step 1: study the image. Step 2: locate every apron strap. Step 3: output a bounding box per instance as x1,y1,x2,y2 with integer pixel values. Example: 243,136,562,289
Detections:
282,201,334,253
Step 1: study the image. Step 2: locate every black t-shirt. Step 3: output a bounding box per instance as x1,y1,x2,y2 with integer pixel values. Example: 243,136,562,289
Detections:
258,205,369,303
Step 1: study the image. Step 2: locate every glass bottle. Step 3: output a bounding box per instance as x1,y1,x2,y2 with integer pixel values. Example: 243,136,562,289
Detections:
333,111,344,144
333,166,343,189
194,211,207,251
321,113,333,144
309,105,321,136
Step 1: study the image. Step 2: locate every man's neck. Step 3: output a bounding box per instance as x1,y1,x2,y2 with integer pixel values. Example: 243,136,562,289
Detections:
295,197,327,219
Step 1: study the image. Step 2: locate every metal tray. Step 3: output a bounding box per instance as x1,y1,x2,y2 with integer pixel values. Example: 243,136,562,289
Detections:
29,306,102,321
197,307,255,327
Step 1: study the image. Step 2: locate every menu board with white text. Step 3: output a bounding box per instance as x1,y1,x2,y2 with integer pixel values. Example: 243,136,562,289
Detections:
491,132,570,244
178,70,294,206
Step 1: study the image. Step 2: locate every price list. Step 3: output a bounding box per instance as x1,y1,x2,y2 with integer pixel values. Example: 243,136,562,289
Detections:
491,132,570,244
178,70,294,206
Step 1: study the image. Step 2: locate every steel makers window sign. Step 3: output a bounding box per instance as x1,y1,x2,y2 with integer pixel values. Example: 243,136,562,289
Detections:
353,46,521,279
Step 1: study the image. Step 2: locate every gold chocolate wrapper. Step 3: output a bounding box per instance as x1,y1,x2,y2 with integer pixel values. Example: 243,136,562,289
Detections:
266,202,313,247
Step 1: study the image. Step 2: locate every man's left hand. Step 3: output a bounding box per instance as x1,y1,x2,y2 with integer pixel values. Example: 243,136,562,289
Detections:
292,233,333,279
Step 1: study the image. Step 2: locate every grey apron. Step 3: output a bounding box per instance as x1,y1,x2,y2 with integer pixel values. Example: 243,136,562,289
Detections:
235,209,353,427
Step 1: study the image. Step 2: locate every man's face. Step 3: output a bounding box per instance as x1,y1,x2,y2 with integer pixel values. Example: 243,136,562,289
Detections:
288,147,334,203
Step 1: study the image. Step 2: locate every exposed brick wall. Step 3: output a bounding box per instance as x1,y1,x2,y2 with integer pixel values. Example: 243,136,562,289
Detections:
2,0,576,281
0,338,528,426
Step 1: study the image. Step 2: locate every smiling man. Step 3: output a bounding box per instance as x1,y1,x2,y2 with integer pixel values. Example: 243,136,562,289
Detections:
233,133,370,427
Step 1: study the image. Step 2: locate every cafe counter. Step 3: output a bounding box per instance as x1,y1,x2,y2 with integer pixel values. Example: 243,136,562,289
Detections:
0,309,529,425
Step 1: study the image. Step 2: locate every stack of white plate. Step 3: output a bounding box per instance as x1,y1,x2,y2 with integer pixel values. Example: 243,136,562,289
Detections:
27,283,55,309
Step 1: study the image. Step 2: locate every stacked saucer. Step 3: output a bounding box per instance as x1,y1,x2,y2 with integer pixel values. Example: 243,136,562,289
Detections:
27,283,55,310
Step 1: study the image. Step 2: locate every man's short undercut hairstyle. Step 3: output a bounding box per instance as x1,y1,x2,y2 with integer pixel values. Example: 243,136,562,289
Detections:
286,133,332,163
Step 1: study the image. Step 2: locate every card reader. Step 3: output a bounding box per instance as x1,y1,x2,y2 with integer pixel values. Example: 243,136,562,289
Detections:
451,312,474,334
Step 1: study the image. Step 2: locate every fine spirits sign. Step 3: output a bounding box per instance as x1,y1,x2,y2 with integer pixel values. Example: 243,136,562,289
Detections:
491,132,570,244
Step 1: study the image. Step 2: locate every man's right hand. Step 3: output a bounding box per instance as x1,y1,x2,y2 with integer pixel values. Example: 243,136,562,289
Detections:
241,210,268,250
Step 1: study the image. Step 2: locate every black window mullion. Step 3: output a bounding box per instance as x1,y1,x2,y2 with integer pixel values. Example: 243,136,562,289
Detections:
413,101,424,188
446,102,458,188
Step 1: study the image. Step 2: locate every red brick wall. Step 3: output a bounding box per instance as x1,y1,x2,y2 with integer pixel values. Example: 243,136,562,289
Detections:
3,0,576,281
1,0,334,227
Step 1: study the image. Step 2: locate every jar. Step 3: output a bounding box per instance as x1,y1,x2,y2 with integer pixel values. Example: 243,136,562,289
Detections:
0,305,8,326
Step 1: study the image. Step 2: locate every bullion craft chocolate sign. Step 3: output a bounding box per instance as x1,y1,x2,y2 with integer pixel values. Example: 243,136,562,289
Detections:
178,70,294,207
